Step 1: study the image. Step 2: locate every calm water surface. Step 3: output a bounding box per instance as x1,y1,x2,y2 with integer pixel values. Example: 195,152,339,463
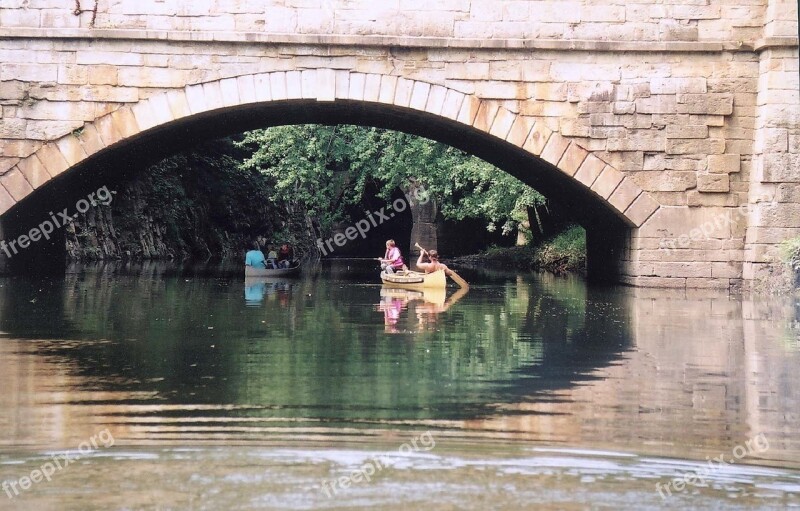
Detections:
0,261,799,510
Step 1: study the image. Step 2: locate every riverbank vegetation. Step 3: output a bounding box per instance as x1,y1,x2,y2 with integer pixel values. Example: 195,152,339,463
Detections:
781,237,800,287
453,225,587,274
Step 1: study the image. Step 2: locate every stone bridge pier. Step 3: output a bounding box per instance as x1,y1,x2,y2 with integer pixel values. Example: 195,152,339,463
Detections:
0,0,797,289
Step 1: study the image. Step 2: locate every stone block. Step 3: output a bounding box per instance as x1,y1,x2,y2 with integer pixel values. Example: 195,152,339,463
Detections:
219,77,241,107
0,167,33,202
711,262,742,279
539,133,569,167
456,95,481,125
563,146,593,180
94,113,123,147
754,127,789,153
0,182,16,216
776,184,800,203
314,69,335,102
54,134,88,167
184,83,209,114
363,74,382,103
108,106,139,140
57,65,88,86
76,51,144,67
0,158,19,176
707,154,741,174
0,8,40,27
472,101,500,133
394,78,414,108
591,166,624,200
252,73,272,103
17,154,51,190
117,67,187,88
607,130,665,152
75,124,106,157
697,174,730,193
131,101,159,132
166,90,192,119
685,190,740,207
270,72,288,101
505,115,534,147
750,203,800,229
377,75,398,104
445,62,490,80
608,177,642,213
676,94,733,115
409,81,430,111
0,118,27,140
423,84,447,116
0,140,39,159
33,142,70,178
652,262,712,278
1,63,58,82
523,121,552,156
562,154,607,188
148,94,175,127
440,88,465,120
666,138,725,155
612,102,635,115
628,276,687,288
286,71,303,99
746,226,799,244
665,125,708,139
349,73,367,101
635,96,676,114
488,107,516,140
625,193,660,227
650,77,707,95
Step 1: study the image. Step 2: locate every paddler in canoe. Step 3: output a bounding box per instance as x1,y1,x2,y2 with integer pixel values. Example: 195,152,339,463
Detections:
415,244,469,289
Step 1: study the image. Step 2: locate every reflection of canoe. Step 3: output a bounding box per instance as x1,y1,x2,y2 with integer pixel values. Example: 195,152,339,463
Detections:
244,265,300,277
380,269,446,290
380,286,446,307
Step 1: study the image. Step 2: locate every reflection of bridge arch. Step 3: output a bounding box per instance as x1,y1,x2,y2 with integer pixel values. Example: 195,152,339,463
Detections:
1,70,661,282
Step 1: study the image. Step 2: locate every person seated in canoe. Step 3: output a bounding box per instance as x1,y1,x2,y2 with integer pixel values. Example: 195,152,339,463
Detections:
278,244,294,268
416,248,452,276
266,245,279,269
379,239,405,274
245,241,267,269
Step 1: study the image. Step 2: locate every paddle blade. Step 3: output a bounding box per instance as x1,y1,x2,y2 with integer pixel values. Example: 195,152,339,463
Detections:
449,271,469,289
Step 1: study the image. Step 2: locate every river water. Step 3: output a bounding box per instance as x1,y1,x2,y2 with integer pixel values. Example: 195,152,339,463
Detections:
0,261,799,510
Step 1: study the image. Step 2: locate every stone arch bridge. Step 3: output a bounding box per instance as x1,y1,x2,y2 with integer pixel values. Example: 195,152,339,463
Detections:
0,0,797,288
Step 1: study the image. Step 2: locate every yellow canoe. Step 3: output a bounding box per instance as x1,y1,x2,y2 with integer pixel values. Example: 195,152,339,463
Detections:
380,269,446,290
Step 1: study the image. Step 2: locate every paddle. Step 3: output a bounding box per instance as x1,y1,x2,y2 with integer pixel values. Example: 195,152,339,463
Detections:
414,243,469,289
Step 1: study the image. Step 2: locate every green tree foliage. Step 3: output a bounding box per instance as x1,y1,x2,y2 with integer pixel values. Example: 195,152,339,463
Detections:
237,125,546,236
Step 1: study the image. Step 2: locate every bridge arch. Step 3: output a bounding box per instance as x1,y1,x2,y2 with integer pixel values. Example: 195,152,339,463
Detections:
0,69,662,280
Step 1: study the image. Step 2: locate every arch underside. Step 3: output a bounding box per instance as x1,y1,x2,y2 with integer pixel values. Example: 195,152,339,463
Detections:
0,72,664,280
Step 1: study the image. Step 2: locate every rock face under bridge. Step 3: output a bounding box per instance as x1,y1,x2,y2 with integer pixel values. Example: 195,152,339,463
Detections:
0,0,797,289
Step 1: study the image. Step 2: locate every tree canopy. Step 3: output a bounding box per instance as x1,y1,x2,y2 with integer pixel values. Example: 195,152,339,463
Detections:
236,124,545,236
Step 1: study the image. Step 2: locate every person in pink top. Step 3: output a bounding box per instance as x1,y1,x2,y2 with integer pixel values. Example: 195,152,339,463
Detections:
379,239,405,274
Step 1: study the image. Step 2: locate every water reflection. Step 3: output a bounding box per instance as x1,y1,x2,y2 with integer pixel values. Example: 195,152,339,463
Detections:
0,262,798,474
243,277,294,307
377,285,468,333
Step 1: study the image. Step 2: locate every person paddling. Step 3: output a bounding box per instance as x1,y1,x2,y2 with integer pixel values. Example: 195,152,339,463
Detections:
414,243,469,289
416,248,452,275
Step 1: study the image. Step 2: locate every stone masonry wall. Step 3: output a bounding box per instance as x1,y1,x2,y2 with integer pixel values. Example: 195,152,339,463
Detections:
0,0,798,288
